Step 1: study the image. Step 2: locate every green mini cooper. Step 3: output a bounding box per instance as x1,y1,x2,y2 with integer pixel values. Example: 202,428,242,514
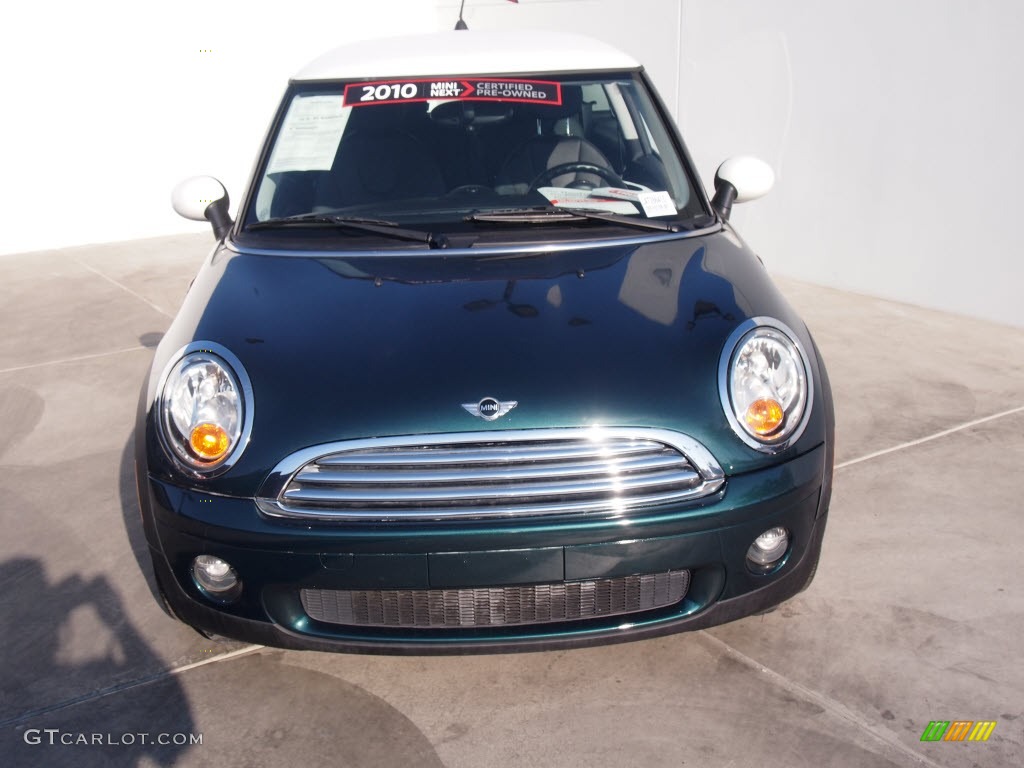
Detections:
137,28,834,652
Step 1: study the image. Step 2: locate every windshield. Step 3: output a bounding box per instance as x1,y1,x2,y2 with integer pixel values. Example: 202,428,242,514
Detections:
244,73,710,243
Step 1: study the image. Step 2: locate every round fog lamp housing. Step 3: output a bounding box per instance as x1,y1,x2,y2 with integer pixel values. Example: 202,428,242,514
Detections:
191,555,242,602
746,527,790,570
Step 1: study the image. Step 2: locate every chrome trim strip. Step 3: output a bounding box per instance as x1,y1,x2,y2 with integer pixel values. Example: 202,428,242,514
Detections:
225,223,721,260
259,481,723,522
315,439,665,465
258,481,720,524
294,453,691,485
256,427,725,522
283,467,700,504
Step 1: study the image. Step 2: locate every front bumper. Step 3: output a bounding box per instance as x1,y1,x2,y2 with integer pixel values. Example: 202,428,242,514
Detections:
142,443,829,653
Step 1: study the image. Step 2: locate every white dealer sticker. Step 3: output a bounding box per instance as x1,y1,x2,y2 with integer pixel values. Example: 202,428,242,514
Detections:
538,187,639,214
637,191,677,217
555,186,677,217
266,95,349,173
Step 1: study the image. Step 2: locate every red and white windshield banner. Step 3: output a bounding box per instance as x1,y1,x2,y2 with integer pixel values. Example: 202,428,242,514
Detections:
342,78,562,107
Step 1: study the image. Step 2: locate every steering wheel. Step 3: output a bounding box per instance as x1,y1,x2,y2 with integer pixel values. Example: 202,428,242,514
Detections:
530,162,625,191
446,184,493,197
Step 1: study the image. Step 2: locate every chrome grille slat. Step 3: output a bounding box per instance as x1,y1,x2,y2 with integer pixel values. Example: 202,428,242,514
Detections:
295,452,688,485
301,569,691,628
283,467,701,504
315,439,666,466
258,428,725,522
266,484,720,519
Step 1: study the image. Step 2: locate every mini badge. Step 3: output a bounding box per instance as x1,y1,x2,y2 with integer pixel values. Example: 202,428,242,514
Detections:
462,397,517,421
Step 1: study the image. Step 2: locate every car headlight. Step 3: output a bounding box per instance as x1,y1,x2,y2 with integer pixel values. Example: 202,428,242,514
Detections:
719,318,813,452
156,342,253,476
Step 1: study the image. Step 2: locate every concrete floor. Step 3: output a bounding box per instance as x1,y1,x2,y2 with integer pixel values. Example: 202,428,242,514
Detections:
1,234,1022,767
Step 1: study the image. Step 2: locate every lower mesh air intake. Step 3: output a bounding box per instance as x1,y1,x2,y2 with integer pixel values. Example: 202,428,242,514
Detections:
301,570,690,628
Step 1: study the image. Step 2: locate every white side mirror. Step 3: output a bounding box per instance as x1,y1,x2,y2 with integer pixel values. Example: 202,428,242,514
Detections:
172,176,227,220
712,156,775,221
171,176,233,240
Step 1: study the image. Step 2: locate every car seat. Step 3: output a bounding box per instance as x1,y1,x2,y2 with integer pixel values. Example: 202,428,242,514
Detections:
495,86,619,195
316,103,446,210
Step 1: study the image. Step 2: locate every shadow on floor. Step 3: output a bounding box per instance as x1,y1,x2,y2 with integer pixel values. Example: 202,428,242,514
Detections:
0,556,197,766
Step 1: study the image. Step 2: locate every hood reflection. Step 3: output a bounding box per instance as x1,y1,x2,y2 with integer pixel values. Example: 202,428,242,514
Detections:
618,241,749,328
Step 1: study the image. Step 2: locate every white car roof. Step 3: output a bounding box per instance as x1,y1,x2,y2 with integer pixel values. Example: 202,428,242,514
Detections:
294,30,641,81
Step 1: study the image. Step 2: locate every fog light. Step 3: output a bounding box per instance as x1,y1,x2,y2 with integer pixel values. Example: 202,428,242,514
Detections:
191,555,241,601
747,527,789,569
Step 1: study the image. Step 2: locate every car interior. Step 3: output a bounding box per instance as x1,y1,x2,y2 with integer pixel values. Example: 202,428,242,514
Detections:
260,83,677,221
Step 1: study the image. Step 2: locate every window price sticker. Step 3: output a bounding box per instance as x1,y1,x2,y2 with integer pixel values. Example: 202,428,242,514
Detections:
266,94,349,173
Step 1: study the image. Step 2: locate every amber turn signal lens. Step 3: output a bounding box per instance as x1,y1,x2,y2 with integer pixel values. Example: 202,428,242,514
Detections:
744,398,784,435
189,423,231,460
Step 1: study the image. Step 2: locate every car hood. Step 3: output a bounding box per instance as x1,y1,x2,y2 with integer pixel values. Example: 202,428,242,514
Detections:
148,232,826,493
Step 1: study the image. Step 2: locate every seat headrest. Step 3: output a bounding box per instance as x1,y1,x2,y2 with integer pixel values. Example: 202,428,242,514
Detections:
347,101,424,131
515,84,583,119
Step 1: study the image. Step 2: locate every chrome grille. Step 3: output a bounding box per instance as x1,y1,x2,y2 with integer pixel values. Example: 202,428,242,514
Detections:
301,570,690,628
257,428,724,522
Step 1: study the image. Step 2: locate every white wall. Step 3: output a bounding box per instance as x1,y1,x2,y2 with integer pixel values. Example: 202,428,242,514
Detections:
437,0,684,115
5,0,1023,328
675,0,1024,329
0,0,437,252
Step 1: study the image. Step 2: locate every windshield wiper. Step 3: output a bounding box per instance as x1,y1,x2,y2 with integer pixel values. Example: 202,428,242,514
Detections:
466,206,681,233
249,213,448,249
465,207,576,224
